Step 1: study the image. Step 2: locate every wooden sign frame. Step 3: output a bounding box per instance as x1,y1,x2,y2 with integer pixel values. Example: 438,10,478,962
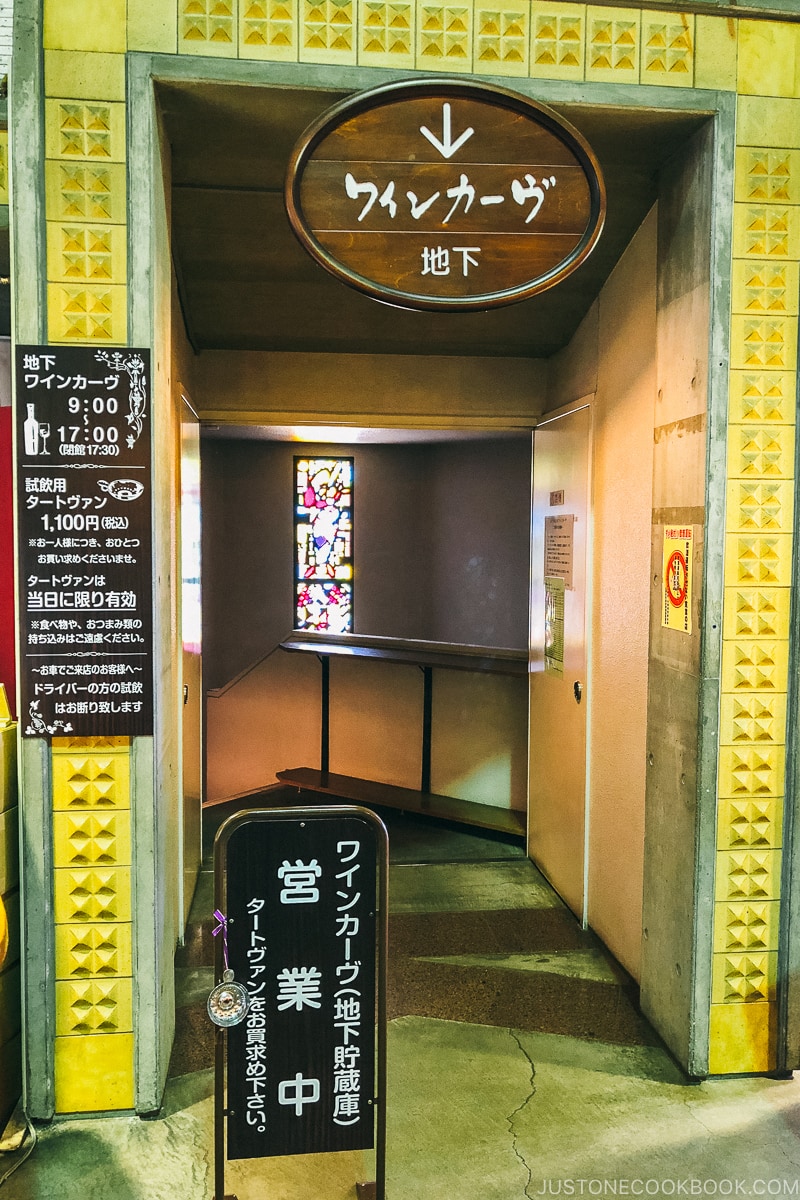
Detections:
285,78,606,312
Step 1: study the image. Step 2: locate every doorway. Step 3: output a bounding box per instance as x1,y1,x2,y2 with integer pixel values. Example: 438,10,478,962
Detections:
156,72,713,1003
200,427,533,835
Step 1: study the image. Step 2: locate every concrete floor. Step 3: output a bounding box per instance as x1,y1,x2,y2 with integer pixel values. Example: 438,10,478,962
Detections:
4,811,800,1199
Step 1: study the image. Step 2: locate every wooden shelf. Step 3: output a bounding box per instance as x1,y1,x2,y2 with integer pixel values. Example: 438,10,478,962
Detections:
280,632,527,676
277,767,526,839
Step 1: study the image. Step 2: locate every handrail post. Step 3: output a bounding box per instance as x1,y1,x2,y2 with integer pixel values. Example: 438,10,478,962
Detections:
421,665,432,794
318,653,330,775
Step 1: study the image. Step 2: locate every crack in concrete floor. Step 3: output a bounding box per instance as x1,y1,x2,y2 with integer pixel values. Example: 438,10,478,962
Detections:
508,1029,538,1200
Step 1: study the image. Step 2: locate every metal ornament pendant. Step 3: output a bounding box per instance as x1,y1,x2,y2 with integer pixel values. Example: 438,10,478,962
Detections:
207,969,250,1027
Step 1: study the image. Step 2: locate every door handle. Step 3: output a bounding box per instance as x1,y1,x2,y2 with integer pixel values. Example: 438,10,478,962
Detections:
573,681,583,704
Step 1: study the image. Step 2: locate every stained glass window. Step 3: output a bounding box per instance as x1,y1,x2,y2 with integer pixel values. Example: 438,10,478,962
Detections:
294,457,353,633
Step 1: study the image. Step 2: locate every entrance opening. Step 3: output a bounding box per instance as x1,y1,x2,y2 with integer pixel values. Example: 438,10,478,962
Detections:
201,423,531,837
157,75,713,1001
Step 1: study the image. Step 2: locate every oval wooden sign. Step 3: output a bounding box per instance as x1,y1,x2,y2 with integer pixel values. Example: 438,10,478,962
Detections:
285,78,606,312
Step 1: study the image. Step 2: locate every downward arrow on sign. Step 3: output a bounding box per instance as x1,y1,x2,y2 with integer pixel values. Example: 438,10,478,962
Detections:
419,103,475,159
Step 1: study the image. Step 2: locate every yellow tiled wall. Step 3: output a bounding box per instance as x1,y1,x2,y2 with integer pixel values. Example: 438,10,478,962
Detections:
42,0,134,1113
711,79,800,1074
51,737,134,1111
163,0,705,81
32,1,800,1092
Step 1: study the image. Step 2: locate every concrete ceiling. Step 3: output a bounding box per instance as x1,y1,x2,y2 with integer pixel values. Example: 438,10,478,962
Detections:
158,79,707,360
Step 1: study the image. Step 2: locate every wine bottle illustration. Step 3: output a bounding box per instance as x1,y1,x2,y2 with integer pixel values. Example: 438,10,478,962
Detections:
23,404,40,455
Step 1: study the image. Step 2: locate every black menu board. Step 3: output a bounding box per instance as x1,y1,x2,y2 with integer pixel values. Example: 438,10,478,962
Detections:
16,346,153,738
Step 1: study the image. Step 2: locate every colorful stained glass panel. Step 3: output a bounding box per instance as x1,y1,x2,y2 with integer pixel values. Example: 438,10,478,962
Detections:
295,457,353,632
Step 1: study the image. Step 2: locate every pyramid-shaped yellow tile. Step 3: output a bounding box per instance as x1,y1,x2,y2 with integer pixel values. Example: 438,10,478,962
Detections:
86,136,111,159
87,258,113,281
63,293,89,314
746,210,768,231
61,134,86,156
85,108,112,132
61,256,86,278
87,230,112,252
87,321,114,339
61,229,87,251
646,54,666,72
60,106,87,130
87,168,111,194
63,320,89,338
88,292,113,313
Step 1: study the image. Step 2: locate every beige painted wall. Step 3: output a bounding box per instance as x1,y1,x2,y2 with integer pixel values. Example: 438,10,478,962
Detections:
431,670,528,811
548,207,657,981
192,350,547,429
201,433,532,808
329,657,423,789
206,649,527,808
206,650,321,802
589,209,657,981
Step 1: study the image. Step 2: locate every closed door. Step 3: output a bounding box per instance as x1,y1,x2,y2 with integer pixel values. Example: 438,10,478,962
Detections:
528,402,592,921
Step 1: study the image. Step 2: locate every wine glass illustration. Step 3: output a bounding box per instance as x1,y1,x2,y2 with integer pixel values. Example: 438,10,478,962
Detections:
38,422,51,455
